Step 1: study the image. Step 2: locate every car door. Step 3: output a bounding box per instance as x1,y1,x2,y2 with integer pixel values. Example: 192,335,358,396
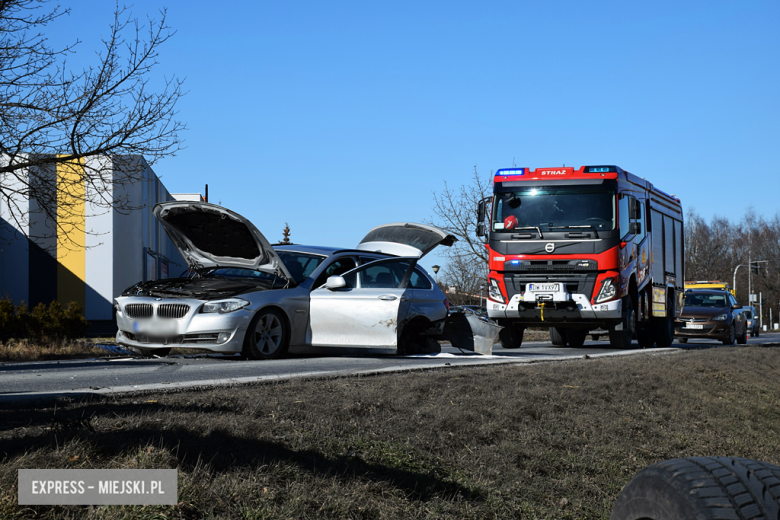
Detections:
308,258,415,348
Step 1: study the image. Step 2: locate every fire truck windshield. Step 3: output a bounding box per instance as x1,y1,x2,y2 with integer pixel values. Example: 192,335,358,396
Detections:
492,187,615,233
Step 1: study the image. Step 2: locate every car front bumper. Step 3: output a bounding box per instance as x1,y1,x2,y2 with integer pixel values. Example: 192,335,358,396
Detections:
674,320,731,340
115,297,254,353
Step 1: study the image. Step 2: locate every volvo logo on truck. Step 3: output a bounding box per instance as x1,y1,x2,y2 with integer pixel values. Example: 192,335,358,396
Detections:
545,243,555,253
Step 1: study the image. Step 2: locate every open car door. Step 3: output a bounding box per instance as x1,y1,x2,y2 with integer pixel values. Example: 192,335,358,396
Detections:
309,258,417,348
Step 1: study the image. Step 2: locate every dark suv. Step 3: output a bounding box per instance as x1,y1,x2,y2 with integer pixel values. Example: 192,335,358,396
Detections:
675,289,747,345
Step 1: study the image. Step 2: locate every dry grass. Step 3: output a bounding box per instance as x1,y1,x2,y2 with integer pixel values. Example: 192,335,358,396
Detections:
0,338,115,362
1,346,780,519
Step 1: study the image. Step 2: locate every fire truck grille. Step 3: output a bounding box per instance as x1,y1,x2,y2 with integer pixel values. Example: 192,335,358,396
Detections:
125,304,153,319
502,272,598,301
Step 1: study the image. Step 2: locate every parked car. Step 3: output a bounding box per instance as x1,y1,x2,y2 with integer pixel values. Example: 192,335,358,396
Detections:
743,305,760,337
115,202,456,359
674,289,747,345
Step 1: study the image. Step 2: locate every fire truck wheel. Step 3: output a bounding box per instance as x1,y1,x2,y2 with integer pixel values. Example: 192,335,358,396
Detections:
549,327,567,346
609,456,780,520
652,296,674,348
499,325,524,349
567,329,588,347
609,297,635,349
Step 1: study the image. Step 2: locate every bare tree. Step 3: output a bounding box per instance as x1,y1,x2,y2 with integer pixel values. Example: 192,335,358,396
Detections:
0,0,185,246
429,166,491,303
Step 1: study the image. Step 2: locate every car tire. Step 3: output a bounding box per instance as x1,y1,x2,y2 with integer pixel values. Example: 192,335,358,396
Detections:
610,456,780,520
678,337,688,343
567,328,588,348
243,308,289,360
609,297,635,349
737,325,748,345
652,295,674,349
499,325,524,349
754,327,759,337
591,334,600,342
138,348,171,358
399,319,440,355
721,325,736,346
549,327,567,346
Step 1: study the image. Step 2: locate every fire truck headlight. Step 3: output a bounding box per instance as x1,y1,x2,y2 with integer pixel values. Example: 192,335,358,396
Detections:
595,278,617,303
488,278,505,304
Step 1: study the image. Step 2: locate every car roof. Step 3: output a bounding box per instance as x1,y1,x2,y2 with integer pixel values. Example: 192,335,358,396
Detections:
272,244,342,256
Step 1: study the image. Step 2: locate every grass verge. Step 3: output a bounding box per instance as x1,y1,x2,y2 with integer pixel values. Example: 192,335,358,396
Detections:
1,346,779,518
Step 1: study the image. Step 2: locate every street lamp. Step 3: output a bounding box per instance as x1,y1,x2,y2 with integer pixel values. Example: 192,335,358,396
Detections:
733,260,767,301
431,265,440,284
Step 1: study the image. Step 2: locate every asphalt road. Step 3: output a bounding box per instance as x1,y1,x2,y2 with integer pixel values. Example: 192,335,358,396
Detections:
2,332,778,402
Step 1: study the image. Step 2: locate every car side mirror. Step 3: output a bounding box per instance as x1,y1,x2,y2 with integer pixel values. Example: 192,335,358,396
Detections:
733,304,742,309
325,275,347,290
630,222,641,235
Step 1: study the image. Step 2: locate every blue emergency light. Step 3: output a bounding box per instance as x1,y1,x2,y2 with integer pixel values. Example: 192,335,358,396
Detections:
496,168,525,177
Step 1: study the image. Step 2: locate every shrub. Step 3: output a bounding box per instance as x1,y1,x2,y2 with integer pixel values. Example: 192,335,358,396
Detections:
0,298,88,341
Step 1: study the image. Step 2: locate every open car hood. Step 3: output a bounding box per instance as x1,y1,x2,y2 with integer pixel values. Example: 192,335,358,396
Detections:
355,222,457,258
153,202,293,282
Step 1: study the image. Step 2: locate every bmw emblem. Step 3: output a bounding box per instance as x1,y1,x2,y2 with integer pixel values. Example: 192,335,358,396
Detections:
545,243,555,253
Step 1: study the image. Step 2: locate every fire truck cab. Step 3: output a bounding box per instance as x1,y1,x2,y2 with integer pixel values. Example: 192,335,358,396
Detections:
477,165,684,350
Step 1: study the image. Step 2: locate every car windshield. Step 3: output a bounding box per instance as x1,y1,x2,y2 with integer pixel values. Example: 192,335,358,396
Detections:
684,293,727,308
203,251,326,285
492,187,615,232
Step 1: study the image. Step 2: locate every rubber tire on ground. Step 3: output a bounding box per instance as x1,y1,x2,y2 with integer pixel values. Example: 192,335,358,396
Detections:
499,325,524,349
737,324,748,345
652,295,674,349
566,329,588,348
754,327,759,337
722,325,736,346
636,324,654,348
678,338,688,343
243,308,289,360
138,348,171,358
549,327,567,346
610,456,780,520
609,297,635,349
591,334,600,342
399,319,440,355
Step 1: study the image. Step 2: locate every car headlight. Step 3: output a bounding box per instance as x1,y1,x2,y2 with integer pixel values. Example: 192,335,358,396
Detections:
711,314,727,321
201,298,250,314
488,278,505,304
595,277,617,303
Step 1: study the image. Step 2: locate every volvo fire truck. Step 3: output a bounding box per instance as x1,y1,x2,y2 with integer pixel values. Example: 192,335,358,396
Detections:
477,165,684,349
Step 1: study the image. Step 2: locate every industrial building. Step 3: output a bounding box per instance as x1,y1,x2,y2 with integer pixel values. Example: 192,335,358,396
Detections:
0,155,193,329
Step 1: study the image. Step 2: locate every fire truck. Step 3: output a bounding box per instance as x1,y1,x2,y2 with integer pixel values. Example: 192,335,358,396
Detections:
476,165,684,349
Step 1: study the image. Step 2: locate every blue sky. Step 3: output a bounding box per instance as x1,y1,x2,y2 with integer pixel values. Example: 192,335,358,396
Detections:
48,1,779,274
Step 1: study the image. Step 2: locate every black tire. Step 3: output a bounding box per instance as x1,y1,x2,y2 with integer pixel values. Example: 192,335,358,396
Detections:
499,325,524,349
549,327,567,346
138,348,171,358
399,319,441,355
636,324,654,348
652,295,674,348
722,325,736,346
737,324,748,345
609,297,635,349
567,329,588,348
754,327,759,337
610,456,780,520
243,308,289,360
591,334,600,342
678,337,688,344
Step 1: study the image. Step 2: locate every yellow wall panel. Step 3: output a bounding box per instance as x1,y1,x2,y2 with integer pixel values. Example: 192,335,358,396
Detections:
56,158,86,309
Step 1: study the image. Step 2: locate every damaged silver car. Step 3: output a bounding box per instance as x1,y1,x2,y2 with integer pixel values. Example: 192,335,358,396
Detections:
115,202,456,359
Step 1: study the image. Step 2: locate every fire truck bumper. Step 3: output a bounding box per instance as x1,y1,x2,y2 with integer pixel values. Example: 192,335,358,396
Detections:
487,294,622,322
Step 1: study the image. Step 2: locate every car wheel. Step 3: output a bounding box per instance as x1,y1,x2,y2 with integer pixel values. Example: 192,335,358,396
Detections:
243,309,289,360
549,327,567,346
737,325,748,345
609,297,635,349
610,456,780,520
754,327,759,337
567,329,588,348
138,348,171,358
399,319,440,355
499,325,524,348
678,337,688,343
590,334,600,342
721,325,736,346
652,295,674,348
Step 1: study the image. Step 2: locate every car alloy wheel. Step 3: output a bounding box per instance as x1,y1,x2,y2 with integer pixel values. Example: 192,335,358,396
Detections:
244,309,288,360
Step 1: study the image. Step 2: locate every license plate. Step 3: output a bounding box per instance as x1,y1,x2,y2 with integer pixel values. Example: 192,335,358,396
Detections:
134,320,178,335
528,283,559,292
684,323,703,329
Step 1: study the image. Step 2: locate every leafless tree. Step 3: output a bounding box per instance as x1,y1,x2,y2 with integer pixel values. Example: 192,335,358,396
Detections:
429,166,492,304
0,0,185,247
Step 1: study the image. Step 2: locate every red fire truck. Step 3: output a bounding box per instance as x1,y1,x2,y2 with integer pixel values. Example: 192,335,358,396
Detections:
476,165,684,349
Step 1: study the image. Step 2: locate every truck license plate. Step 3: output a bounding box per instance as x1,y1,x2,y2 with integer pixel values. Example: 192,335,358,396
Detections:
528,283,559,292
684,324,703,329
